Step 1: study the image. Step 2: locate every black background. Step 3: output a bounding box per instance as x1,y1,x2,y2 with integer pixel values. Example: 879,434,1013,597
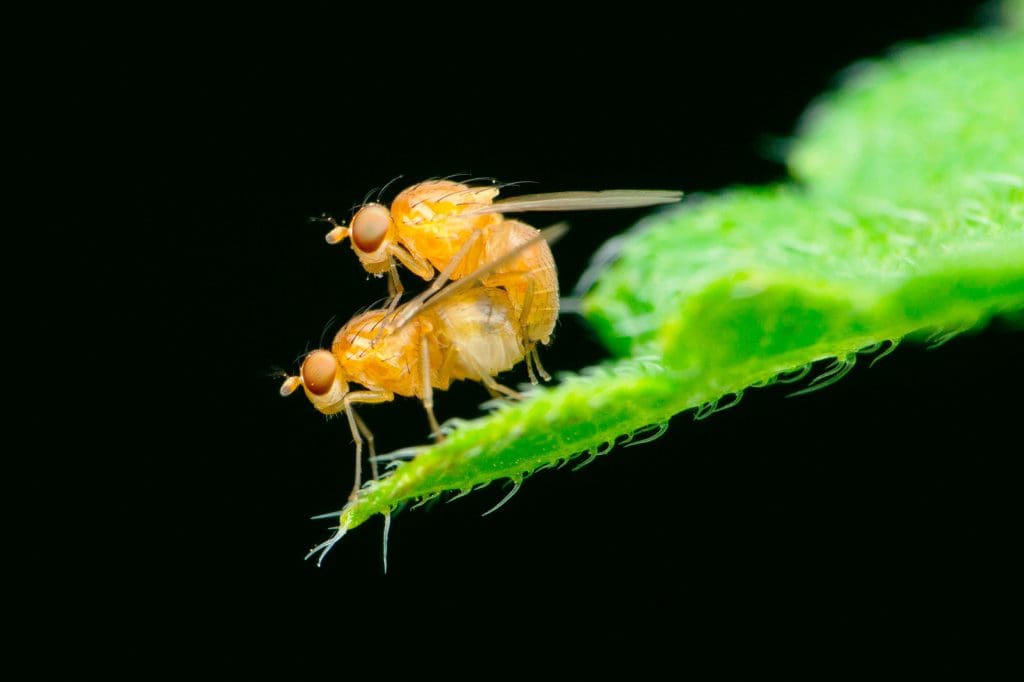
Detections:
55,0,1021,668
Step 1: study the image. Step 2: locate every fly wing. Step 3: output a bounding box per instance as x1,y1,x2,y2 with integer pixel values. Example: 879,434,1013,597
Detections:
460,189,683,216
393,223,569,330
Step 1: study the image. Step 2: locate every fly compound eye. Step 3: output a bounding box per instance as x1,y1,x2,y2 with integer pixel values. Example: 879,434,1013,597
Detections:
350,204,391,253
301,350,338,396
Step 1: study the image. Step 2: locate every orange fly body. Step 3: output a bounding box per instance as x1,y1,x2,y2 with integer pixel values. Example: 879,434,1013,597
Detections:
321,180,681,382
281,227,565,499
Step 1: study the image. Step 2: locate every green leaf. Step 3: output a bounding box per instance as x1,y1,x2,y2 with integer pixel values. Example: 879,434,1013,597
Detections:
311,6,1024,558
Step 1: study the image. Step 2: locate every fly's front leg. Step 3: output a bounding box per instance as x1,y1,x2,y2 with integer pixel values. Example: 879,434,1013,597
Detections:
384,257,404,315
389,242,434,282
350,408,378,482
385,243,434,332
372,258,404,343
342,390,393,500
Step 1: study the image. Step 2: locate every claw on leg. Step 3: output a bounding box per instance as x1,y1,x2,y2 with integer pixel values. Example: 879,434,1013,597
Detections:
531,346,551,382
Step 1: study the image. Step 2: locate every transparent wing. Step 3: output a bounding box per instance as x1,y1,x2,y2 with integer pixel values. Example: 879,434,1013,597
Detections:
460,189,683,216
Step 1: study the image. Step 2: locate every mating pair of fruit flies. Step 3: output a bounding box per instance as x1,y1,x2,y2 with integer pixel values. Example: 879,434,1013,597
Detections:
280,179,681,499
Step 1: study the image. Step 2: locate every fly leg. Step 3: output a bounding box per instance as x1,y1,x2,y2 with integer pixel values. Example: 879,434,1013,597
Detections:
520,277,539,384
350,408,378,482
381,242,435,330
383,258,404,318
388,242,434,282
342,390,393,500
371,259,405,343
519,275,552,381
460,354,525,401
518,278,552,383
488,272,552,384
420,335,443,441
479,374,525,401
531,346,551,383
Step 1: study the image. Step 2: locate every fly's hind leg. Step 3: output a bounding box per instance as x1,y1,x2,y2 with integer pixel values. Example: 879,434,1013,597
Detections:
520,278,539,385
530,346,551,383
504,275,552,384
460,353,525,401
480,374,525,401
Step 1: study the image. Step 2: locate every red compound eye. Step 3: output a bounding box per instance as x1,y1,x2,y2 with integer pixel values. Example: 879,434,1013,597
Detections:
301,350,338,396
351,204,391,253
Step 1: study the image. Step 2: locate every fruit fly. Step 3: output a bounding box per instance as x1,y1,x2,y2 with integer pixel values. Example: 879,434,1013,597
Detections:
280,226,567,500
319,180,681,383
